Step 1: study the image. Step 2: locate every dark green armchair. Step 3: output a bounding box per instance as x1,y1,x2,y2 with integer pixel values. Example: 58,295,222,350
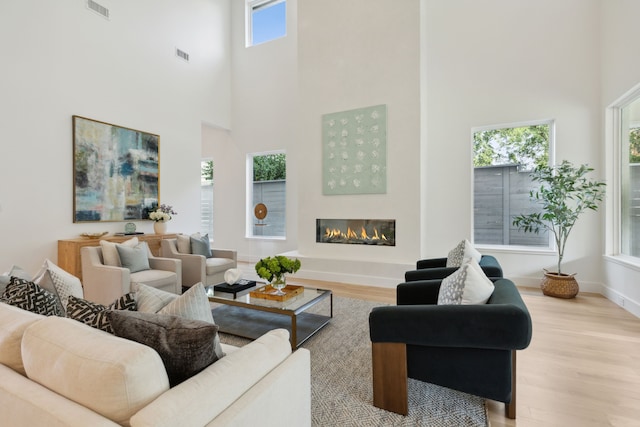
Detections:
368,277,532,419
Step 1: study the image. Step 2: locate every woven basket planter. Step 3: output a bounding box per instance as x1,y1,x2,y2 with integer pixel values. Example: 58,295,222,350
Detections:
540,270,579,299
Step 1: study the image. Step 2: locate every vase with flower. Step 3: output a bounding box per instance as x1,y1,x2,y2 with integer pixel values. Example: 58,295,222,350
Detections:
255,255,301,296
149,204,177,234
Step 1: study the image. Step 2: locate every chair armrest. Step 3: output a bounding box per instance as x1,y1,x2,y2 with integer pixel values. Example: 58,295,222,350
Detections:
479,255,503,278
396,280,441,305
369,302,531,350
149,257,181,274
415,257,447,269
211,249,237,261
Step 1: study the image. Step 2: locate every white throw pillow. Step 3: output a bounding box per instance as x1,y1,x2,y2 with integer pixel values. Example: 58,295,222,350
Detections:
463,239,482,264
34,259,84,314
176,234,191,254
438,258,494,305
100,237,139,266
135,282,179,313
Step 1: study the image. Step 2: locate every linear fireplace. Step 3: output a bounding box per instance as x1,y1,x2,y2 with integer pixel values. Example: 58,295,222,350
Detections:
316,219,395,246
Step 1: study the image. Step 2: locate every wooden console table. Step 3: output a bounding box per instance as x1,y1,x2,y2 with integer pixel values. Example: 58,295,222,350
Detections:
58,233,178,280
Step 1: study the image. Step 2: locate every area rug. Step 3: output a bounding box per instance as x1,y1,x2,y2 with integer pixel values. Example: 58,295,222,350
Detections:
218,296,489,427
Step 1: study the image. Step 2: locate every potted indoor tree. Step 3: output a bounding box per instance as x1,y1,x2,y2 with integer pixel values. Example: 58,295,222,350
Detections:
512,160,606,298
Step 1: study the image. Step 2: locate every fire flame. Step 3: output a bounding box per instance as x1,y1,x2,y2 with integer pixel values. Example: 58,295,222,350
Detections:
324,227,388,241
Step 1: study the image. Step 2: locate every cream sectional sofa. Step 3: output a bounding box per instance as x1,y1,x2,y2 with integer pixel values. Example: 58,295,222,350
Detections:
0,302,311,427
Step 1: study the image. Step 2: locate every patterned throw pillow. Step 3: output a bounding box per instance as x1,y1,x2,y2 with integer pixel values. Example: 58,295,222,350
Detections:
0,277,62,316
66,294,137,333
438,258,495,305
445,240,466,268
107,310,220,387
136,282,179,313
437,263,469,305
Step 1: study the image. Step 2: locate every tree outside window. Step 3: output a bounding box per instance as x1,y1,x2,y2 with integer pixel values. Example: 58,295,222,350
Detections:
473,121,553,247
250,153,286,238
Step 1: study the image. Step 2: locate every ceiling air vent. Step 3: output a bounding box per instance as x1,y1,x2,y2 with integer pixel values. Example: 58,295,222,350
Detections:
176,48,190,62
87,0,110,19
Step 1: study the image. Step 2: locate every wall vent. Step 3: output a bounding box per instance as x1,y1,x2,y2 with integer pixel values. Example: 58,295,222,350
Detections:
87,0,109,19
176,48,190,62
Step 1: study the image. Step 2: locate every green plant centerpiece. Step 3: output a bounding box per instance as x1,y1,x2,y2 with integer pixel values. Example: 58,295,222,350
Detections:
512,160,605,298
255,255,301,296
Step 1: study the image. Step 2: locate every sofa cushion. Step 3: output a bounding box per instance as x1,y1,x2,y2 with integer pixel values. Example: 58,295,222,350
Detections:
129,269,177,293
438,258,495,305
116,243,151,273
0,302,44,376
34,259,83,315
66,294,137,334
108,310,220,387
129,329,292,427
100,237,139,267
205,257,237,275
21,316,169,425
1,277,62,317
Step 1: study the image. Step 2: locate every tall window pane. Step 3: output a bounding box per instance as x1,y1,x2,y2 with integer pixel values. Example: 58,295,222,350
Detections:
201,160,214,238
473,121,553,247
250,152,286,238
621,97,640,256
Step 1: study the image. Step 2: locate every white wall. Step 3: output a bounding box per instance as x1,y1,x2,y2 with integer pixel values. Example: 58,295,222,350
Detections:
0,0,230,276
212,0,300,261
423,0,604,292
601,0,640,316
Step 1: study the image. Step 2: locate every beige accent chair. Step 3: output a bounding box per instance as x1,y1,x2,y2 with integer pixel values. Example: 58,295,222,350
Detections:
161,238,237,288
81,246,181,305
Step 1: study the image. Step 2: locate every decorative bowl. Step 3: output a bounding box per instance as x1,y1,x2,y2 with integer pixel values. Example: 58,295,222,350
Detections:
80,232,108,239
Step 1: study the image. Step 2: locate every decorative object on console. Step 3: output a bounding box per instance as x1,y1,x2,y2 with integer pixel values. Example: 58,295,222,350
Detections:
255,255,301,296
124,222,136,234
512,160,606,298
223,268,242,285
322,104,388,195
149,204,177,234
73,115,159,223
80,232,108,239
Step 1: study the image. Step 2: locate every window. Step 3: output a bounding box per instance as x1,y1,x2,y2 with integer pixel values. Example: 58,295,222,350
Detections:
247,0,286,46
248,152,286,238
473,121,554,247
201,160,214,238
620,95,640,257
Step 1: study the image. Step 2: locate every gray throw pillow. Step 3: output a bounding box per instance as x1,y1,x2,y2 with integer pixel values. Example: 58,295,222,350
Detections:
190,234,212,258
116,243,151,273
107,310,220,387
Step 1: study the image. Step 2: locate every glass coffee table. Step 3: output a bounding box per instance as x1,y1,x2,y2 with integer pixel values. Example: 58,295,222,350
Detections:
209,285,333,350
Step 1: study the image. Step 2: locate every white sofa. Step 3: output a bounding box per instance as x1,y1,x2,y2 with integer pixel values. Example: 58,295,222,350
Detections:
0,302,311,427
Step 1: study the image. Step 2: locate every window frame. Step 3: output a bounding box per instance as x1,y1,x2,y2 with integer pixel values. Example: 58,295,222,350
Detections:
471,119,556,252
246,0,286,47
246,150,287,240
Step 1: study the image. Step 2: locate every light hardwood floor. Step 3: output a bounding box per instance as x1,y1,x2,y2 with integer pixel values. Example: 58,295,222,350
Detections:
291,277,640,427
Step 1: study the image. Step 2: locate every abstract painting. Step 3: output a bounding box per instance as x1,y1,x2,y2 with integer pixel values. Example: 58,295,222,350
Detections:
73,116,159,222
322,104,387,195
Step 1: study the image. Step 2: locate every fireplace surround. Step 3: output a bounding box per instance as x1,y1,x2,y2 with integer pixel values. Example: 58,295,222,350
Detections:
316,219,395,246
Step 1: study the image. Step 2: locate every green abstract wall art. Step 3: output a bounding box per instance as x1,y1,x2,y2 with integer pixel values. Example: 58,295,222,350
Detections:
322,104,387,195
